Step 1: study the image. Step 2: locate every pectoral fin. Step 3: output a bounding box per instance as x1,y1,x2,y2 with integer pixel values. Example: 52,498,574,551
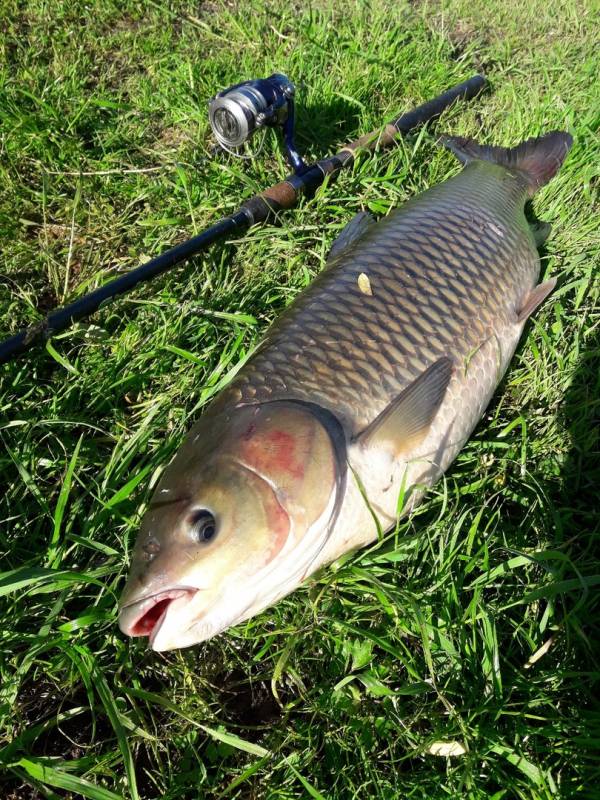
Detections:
328,211,374,261
516,278,557,323
356,357,453,455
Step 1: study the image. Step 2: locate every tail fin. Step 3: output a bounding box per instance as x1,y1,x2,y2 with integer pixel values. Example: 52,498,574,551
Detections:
441,131,573,196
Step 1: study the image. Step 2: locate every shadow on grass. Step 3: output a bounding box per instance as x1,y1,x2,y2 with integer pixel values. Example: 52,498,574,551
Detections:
557,324,600,551
296,95,363,157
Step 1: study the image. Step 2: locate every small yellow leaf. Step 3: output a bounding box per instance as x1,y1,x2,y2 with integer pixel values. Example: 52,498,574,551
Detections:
357,272,372,295
427,741,467,757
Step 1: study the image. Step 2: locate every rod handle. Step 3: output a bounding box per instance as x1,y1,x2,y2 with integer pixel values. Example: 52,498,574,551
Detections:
339,74,487,154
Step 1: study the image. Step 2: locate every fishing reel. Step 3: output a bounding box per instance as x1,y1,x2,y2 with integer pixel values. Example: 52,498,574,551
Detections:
208,73,307,174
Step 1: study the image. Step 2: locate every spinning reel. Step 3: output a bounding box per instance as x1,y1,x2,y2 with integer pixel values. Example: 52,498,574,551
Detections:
208,73,306,174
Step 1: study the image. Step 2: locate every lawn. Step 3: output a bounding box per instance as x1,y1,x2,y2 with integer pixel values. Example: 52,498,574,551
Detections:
1,0,599,798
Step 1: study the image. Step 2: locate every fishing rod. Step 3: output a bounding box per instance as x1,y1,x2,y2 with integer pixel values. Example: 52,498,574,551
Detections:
0,74,486,365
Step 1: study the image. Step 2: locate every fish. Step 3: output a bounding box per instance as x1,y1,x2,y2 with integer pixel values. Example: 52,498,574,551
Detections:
118,130,573,651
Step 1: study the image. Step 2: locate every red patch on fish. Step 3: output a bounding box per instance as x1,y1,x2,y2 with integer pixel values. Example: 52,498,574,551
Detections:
239,426,307,483
266,429,305,480
242,422,257,440
261,487,290,561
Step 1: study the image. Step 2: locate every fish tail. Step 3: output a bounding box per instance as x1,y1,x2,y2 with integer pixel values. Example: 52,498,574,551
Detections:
441,131,573,196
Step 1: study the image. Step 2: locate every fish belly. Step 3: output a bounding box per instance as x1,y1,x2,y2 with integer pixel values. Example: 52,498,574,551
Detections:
318,318,526,567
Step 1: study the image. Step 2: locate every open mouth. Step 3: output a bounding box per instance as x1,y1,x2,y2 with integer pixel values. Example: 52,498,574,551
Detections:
119,588,197,645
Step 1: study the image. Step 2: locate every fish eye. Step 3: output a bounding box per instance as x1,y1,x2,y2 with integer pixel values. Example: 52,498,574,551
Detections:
189,509,217,543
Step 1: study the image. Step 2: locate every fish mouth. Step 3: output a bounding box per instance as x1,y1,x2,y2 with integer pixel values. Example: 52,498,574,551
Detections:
119,587,198,646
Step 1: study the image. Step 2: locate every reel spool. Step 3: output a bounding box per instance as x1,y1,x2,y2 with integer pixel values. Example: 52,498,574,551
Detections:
208,73,306,174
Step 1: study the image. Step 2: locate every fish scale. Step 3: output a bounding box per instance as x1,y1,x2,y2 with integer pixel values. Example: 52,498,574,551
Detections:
216,161,536,434
119,130,573,649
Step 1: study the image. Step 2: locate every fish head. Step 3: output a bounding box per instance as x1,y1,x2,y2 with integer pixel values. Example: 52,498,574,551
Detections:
118,402,344,650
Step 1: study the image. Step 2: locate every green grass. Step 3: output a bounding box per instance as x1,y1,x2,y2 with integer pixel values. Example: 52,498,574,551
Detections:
1,0,599,797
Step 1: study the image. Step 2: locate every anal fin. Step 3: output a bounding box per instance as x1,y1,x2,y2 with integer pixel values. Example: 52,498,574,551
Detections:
328,211,374,261
356,357,453,456
516,278,557,323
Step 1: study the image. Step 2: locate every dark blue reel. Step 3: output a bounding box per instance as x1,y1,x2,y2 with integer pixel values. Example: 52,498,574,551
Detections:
208,73,306,174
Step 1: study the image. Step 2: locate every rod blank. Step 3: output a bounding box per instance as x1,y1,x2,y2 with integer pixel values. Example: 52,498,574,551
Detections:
0,74,486,365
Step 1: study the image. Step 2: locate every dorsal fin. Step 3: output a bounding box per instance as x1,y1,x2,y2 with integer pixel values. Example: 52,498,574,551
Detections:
529,221,552,248
441,131,573,197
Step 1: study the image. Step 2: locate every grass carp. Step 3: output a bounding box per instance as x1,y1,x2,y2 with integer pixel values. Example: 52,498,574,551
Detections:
119,130,572,650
